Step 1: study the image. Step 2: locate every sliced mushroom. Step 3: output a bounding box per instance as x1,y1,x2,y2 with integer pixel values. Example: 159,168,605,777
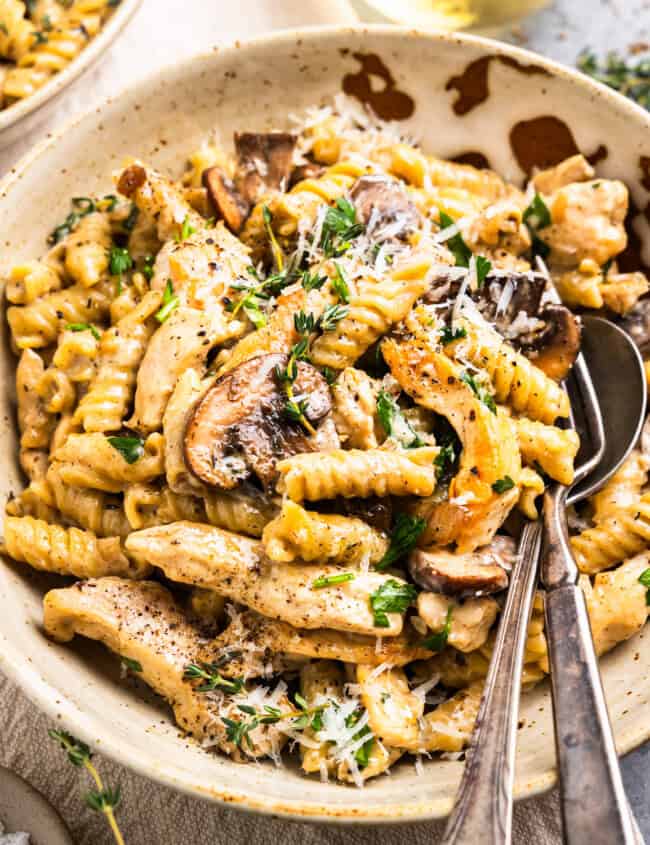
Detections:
202,167,250,233
349,174,420,238
409,539,513,598
184,353,331,490
524,304,581,382
234,132,297,204
318,495,393,533
289,161,325,188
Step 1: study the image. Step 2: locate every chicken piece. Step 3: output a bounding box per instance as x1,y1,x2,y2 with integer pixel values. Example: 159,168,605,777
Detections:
349,174,420,237
409,540,511,598
540,179,628,269
42,578,280,759
415,682,483,753
583,552,650,656
600,271,649,316
591,449,649,524
129,306,244,434
184,353,332,491
417,591,499,653
532,154,595,194
356,664,424,748
211,609,431,672
116,161,204,242
125,522,408,637
331,367,383,449
383,334,521,552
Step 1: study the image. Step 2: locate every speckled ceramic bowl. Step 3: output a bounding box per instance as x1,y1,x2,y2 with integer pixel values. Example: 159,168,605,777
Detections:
0,26,649,824
0,0,141,148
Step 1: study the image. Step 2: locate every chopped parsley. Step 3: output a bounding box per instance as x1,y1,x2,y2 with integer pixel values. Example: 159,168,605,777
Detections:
344,710,374,768
106,435,144,464
176,215,196,242
155,280,180,324
375,513,426,572
492,475,516,494
376,390,423,448
434,443,456,482
421,606,453,652
121,657,142,673
440,325,467,345
312,572,356,589
65,322,100,341
369,579,418,627
123,203,139,232
226,264,299,328
48,196,96,244
108,245,133,278
639,568,650,605
439,211,471,267
476,255,492,288
523,193,551,260
460,370,497,414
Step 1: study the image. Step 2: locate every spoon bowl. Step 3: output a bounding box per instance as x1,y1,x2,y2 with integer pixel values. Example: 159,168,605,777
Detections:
568,315,647,505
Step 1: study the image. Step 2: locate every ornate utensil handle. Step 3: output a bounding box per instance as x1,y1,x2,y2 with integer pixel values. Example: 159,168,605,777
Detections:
542,487,644,845
441,522,542,845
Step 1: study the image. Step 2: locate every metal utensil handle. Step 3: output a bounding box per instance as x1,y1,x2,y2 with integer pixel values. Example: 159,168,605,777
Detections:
542,491,644,845
441,522,542,845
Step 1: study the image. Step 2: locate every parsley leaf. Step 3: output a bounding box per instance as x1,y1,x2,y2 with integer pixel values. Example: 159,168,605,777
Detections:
475,255,492,288
440,325,467,345
121,657,142,673
106,435,144,464
460,370,496,414
375,513,426,572
66,322,100,341
155,279,180,323
376,390,423,448
369,579,418,627
523,193,552,260
108,245,133,277
439,211,471,267
421,606,453,652
434,443,456,482
176,215,196,242
639,568,650,605
492,475,516,494
48,197,96,244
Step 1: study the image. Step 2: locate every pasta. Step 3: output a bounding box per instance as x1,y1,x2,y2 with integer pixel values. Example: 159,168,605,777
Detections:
1,0,118,108
4,100,647,788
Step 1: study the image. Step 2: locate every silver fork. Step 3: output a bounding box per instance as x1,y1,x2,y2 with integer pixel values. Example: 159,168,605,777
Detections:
442,318,646,845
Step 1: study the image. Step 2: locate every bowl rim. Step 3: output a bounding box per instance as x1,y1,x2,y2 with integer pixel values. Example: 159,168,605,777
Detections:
1,22,649,824
0,0,142,136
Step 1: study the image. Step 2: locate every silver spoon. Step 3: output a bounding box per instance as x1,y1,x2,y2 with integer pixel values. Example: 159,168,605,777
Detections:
442,315,646,845
541,315,646,845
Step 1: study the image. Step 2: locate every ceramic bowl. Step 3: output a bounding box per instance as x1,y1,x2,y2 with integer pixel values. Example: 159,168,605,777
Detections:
0,26,649,824
0,0,142,148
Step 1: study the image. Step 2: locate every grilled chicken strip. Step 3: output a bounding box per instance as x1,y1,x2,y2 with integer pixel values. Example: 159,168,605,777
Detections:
125,522,407,636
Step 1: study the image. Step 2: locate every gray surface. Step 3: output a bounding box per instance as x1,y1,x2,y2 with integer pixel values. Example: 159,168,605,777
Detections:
507,2,650,841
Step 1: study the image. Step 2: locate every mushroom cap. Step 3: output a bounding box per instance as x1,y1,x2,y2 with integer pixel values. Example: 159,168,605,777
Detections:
409,546,510,598
202,167,250,233
349,174,421,238
234,132,297,204
184,353,331,490
529,304,582,382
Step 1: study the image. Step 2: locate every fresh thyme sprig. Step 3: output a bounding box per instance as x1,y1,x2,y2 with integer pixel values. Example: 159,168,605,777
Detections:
226,264,299,328
578,49,650,110
49,729,125,845
222,694,328,750
319,198,365,258
183,662,244,694
275,315,316,436
262,205,285,270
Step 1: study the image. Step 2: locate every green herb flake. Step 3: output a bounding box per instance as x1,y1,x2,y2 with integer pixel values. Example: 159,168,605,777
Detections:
318,303,349,332
66,322,100,341
319,197,364,257
421,606,453,652
302,269,327,291
332,261,351,303
312,572,355,589
460,370,496,414
141,254,155,281
176,215,197,242
492,475,515,494
48,196,96,244
106,435,144,464
439,211,471,268
183,662,244,694
434,443,456,481
639,568,650,605
369,578,418,628
121,657,142,673
439,325,467,345
375,513,426,572
48,729,92,767
108,245,133,277
577,49,650,111
155,279,180,323
475,255,492,288
376,390,423,448
523,193,552,261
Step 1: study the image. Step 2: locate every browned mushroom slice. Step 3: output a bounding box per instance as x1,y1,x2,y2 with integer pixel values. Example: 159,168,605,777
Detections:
202,167,250,233
234,132,297,204
409,544,510,598
349,174,420,237
526,304,581,382
184,353,331,490
289,161,326,188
